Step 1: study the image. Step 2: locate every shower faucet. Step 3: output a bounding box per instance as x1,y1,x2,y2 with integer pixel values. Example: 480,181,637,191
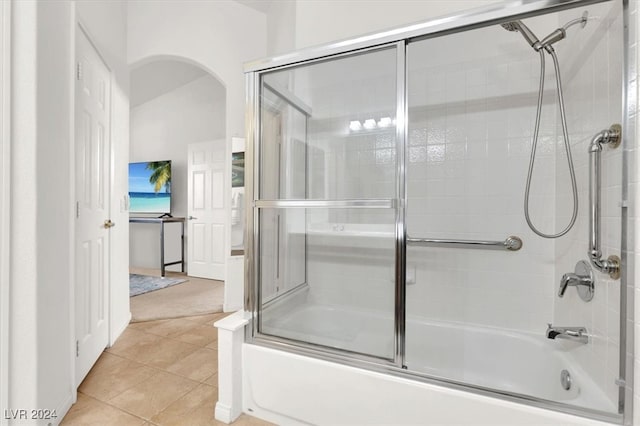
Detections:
558,260,594,302
546,325,589,344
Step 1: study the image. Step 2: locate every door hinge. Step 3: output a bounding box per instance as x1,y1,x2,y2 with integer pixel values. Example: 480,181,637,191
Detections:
615,377,626,387
76,340,79,357
76,201,80,218
76,62,82,81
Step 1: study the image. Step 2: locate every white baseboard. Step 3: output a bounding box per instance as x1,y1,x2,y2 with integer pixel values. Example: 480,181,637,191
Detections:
53,392,74,426
214,402,238,424
110,311,131,346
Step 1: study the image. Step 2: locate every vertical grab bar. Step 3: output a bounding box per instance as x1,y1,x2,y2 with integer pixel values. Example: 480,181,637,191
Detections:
588,124,621,279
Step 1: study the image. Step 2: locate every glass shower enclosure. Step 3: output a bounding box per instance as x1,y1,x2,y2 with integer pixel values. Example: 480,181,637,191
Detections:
244,0,631,422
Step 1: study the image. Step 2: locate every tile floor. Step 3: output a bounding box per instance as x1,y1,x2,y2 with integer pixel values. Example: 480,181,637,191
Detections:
61,313,273,426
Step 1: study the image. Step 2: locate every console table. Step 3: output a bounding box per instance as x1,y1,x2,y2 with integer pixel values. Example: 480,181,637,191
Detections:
129,216,185,277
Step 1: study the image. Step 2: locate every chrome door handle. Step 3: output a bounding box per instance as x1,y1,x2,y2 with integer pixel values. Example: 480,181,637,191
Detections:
103,219,115,229
188,216,198,220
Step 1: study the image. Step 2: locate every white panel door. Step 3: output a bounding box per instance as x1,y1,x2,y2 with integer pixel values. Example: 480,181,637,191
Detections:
188,141,226,280
74,27,111,385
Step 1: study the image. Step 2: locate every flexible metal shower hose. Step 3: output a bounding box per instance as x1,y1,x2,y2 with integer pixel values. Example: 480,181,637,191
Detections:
524,49,578,238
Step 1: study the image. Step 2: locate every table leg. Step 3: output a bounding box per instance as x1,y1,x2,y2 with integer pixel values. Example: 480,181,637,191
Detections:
160,221,165,277
181,220,185,272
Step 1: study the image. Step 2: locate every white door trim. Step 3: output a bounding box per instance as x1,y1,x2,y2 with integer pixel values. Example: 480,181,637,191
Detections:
68,5,77,401
70,14,114,392
0,0,11,422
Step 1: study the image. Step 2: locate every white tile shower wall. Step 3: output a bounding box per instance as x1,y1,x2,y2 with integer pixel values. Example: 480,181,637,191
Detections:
405,21,558,333
553,1,624,409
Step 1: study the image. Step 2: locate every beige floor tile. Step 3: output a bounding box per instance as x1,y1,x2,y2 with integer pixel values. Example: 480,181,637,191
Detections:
108,371,199,420
142,317,201,338
183,312,228,325
205,338,219,350
128,319,172,332
151,384,218,426
203,372,218,386
79,353,158,402
166,348,218,382
106,329,163,359
61,393,145,426
80,352,126,376
133,337,200,369
231,413,275,426
174,324,218,347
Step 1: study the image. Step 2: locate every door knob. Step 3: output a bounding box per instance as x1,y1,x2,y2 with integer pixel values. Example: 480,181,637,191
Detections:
188,216,197,220
103,219,115,229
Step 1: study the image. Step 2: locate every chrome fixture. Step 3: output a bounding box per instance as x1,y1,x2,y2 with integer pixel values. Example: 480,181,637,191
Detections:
546,324,589,344
406,235,522,251
558,260,594,302
588,124,621,280
500,21,542,50
560,370,572,391
502,12,588,53
539,11,589,51
502,13,589,239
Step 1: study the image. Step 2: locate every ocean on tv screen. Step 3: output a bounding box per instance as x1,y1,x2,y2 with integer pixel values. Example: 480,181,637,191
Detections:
129,192,170,213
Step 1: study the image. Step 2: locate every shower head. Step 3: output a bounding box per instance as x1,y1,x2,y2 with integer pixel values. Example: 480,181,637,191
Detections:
501,20,542,51
500,22,520,32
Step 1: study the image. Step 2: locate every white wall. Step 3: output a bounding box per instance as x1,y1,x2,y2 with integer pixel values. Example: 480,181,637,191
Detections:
292,0,500,50
128,0,266,143
0,0,10,422
8,0,129,420
266,0,295,56
129,74,226,271
128,0,266,308
9,0,39,413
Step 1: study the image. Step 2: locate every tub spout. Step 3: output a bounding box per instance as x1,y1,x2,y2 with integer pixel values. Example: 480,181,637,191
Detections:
546,324,589,344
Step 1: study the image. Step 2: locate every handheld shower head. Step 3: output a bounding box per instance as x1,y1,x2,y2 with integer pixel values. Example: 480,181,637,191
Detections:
501,20,542,51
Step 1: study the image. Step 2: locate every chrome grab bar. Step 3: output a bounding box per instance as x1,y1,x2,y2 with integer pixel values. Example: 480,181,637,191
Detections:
588,124,621,279
406,235,523,251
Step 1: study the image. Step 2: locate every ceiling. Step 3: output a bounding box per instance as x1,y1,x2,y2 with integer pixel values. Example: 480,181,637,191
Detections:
130,60,208,108
234,0,274,14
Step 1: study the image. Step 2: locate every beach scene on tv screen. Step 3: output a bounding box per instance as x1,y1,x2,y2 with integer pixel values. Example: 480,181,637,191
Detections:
129,161,171,213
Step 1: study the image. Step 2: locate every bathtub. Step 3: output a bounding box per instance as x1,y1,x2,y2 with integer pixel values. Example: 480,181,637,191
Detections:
251,296,617,424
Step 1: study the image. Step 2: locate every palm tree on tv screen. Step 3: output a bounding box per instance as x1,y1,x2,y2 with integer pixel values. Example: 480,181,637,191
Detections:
146,161,171,193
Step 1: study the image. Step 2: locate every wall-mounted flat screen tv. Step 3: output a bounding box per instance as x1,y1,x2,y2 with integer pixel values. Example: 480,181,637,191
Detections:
129,161,172,214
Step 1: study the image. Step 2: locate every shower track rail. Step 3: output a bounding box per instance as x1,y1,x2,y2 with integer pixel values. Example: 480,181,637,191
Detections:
407,235,523,251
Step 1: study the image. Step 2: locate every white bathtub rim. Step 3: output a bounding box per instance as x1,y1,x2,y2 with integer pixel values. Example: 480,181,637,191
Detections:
242,343,618,426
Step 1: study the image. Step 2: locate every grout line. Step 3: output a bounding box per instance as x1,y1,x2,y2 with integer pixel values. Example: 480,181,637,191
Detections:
74,392,150,425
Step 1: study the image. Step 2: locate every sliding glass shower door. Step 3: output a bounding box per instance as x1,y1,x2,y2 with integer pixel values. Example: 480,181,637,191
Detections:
255,46,401,360
403,0,623,415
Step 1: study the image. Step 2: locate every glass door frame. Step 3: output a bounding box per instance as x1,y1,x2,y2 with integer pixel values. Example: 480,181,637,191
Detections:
243,0,632,423
246,41,405,368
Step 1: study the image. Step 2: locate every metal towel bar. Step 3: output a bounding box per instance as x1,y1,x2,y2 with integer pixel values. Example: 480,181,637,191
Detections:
406,236,523,251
